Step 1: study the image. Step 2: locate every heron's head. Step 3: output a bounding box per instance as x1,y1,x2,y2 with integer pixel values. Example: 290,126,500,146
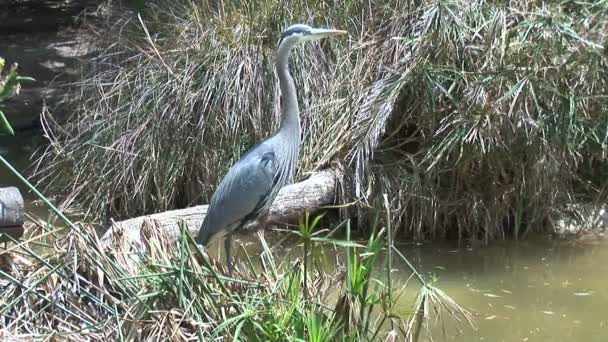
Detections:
279,24,347,46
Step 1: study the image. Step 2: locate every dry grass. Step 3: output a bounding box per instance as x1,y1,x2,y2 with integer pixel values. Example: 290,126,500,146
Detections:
33,0,608,240
0,210,472,341
367,0,608,240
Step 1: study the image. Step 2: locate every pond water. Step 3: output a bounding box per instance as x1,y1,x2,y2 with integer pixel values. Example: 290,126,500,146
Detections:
223,227,608,341
402,238,608,342
3,135,608,341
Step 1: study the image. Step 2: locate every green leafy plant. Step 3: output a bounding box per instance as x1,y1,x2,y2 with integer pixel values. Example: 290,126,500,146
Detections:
0,57,35,136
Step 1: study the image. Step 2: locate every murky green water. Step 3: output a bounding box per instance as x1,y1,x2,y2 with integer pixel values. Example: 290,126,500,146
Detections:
402,238,608,342
4,135,608,341
224,230,608,342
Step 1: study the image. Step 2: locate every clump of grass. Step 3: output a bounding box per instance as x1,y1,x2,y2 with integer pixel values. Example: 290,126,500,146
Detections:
34,0,608,239
1,207,472,340
356,0,608,239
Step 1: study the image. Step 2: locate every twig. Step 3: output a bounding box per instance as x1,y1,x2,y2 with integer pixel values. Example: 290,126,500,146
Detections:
137,13,176,77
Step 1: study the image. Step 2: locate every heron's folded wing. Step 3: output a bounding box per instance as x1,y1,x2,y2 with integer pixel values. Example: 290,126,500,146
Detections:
202,144,277,237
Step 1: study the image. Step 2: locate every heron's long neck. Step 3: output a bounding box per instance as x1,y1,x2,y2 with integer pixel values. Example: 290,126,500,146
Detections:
277,42,300,135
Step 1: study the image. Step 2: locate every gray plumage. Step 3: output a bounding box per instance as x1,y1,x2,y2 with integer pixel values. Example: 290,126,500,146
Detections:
196,23,346,273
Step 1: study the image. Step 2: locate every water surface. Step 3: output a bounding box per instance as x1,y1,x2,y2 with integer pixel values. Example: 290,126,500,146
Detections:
225,232,608,342
405,238,608,342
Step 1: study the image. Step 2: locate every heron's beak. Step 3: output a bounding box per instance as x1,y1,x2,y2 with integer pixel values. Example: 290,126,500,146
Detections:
307,28,348,40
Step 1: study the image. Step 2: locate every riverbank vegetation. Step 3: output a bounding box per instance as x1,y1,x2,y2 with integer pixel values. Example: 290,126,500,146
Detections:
0,57,34,136
3,0,607,340
34,0,608,241
0,191,472,340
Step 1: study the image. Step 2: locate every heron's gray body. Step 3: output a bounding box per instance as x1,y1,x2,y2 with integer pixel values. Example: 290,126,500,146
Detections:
197,127,300,246
195,24,345,273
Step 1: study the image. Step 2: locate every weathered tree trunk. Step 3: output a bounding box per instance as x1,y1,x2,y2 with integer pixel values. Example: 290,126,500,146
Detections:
0,187,24,239
101,169,340,249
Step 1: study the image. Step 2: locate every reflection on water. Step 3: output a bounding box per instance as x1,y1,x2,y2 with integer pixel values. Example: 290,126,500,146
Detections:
225,232,608,342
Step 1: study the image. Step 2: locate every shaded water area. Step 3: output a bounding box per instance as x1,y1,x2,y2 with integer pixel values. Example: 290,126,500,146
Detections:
3,136,608,341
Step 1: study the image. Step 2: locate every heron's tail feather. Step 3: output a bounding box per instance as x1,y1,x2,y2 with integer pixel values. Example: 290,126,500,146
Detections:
195,217,213,246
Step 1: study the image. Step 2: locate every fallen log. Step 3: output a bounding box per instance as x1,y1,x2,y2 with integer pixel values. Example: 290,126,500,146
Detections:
0,187,24,239
101,169,340,250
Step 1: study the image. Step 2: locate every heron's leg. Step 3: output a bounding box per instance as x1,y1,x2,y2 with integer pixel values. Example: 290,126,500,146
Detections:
257,213,270,256
225,234,233,275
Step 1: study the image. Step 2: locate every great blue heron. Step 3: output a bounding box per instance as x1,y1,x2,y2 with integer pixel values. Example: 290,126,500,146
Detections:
195,24,346,274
